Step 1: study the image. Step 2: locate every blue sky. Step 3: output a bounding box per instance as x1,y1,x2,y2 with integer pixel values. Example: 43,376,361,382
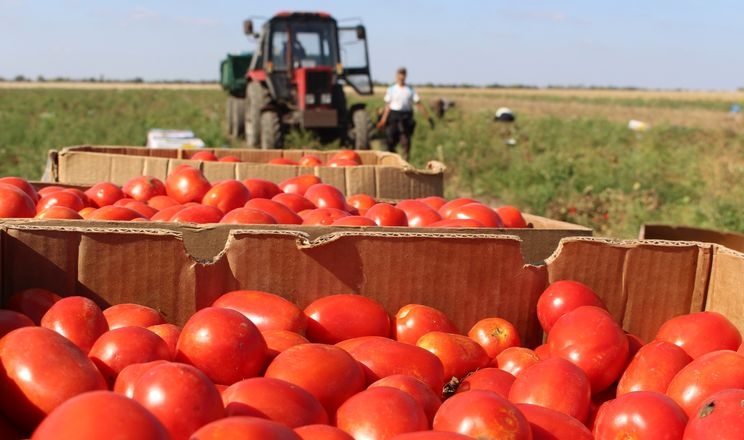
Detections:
1,0,741,90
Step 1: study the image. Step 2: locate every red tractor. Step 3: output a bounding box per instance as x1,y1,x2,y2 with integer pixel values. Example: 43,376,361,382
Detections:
242,11,374,149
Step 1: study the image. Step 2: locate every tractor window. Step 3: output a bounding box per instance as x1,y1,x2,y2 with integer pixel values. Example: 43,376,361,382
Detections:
271,30,289,68
270,20,337,69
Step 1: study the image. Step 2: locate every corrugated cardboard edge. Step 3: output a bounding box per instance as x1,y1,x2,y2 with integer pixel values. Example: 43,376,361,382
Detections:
640,223,744,254
706,245,744,332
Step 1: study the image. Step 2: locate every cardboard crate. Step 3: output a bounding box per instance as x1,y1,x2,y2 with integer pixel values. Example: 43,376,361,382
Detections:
640,223,744,254
44,145,446,200
1,222,741,347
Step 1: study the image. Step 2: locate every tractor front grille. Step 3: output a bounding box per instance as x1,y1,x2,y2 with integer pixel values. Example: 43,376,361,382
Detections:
305,70,332,95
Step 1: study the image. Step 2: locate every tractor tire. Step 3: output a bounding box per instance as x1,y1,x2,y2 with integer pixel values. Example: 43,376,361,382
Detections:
260,110,281,149
246,81,270,148
225,97,234,137
350,108,372,150
232,97,245,138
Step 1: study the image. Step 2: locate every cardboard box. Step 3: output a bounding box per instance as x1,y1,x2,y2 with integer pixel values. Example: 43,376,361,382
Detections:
44,145,446,200
640,223,744,254
1,222,741,348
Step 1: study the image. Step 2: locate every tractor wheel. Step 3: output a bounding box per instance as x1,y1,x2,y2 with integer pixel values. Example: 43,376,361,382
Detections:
246,81,270,148
350,108,372,150
260,110,281,149
225,97,234,137
232,97,245,138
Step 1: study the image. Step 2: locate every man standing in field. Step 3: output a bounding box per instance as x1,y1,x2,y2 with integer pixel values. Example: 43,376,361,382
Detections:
376,67,434,161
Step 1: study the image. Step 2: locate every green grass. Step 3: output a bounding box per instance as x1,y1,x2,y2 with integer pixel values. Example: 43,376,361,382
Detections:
1,86,743,238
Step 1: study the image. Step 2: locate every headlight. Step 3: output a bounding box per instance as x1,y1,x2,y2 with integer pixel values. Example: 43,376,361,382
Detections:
320,93,332,105
305,94,315,105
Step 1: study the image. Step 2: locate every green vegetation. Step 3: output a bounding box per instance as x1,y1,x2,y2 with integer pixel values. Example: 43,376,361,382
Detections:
1,86,742,239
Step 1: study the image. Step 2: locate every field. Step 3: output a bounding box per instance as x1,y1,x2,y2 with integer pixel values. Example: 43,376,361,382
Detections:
1,82,743,238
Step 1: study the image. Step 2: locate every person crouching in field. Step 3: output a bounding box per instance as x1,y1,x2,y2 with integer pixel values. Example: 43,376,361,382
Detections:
376,67,434,161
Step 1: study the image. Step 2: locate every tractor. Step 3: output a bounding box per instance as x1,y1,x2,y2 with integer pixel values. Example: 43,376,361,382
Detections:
236,11,374,149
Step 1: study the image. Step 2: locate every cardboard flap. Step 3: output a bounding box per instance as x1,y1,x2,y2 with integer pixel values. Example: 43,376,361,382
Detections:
706,246,744,331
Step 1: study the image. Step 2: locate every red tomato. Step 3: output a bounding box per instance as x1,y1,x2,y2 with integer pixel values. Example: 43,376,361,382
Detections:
269,157,299,165
113,360,169,398
219,207,277,224
516,403,594,440
146,323,181,359
437,197,478,218
262,330,310,364
346,193,376,216
87,205,146,221
5,287,62,325
130,175,167,201
616,339,693,396
337,387,428,438
113,197,138,206
35,190,86,213
416,331,490,381
389,433,473,440
176,307,267,385
30,390,169,440
295,424,355,440
304,293,391,343
131,361,225,440
417,196,447,211
212,289,307,334
201,179,251,214
468,317,521,359
427,218,485,228
396,199,443,227
332,215,378,226
448,203,504,227
169,204,223,223
683,388,744,439
301,207,350,225
365,202,408,226
244,178,282,199
0,327,107,431
330,149,363,165
495,205,528,228
222,376,328,426
264,343,366,418
328,158,363,167
369,374,443,424
536,279,606,333
0,176,39,202
218,154,242,163
533,343,551,360
508,356,592,423
666,349,744,417
548,305,629,394
394,303,460,345
626,332,645,359
593,391,688,439
119,200,159,219
278,174,322,195
338,336,446,393
146,194,179,210
189,150,218,161
0,309,34,338
433,389,532,439
304,183,348,210
193,416,302,439
35,205,84,219
165,165,211,204
455,367,515,398
150,204,187,221
494,346,541,376
655,311,742,359
103,303,167,329
36,185,64,197
84,182,124,207
298,154,323,167
40,295,108,353
89,326,172,385
272,192,317,212
244,198,302,224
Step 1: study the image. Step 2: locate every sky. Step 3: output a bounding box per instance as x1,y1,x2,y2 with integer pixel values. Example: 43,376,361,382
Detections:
0,0,742,90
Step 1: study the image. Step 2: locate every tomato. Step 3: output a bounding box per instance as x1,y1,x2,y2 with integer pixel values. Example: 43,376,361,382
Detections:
337,387,429,437
427,218,485,228
455,367,515,398
146,194,179,210
417,196,447,211
5,288,62,325
339,336,446,394
468,317,521,359
192,416,302,439
508,356,592,423
272,192,317,212
0,327,107,431
304,183,348,210
171,204,224,223
165,165,212,204
437,197,478,218
103,303,167,329
150,204,187,221
389,433,473,440
295,424,355,440
88,326,172,385
416,331,490,381
365,202,408,226
496,205,528,228
218,154,242,163
113,360,169,398
332,215,378,226
189,150,218,161
301,207,351,225
35,205,84,219
683,388,744,439
330,149,363,165
146,323,181,359
269,157,298,165
213,289,307,334
83,182,123,207
120,200,159,219
304,293,391,344
547,305,628,393
394,303,460,345
396,199,443,227
666,349,744,417
0,309,34,338
219,207,276,224
201,179,252,214
448,203,504,227
30,390,169,440
175,307,267,385
433,389,532,439
278,174,322,195
244,198,302,224
113,197,138,206
593,391,687,439
131,361,225,440
536,279,606,333
244,178,282,199
263,343,366,418
222,376,328,426
346,193,376,216
35,190,86,213
533,343,551,360
298,154,324,167
262,330,310,364
655,311,742,359
626,332,645,359
516,403,594,440
494,346,541,376
36,185,64,197
369,374,443,424
39,296,108,353
616,339,692,396
87,205,146,221
0,176,39,202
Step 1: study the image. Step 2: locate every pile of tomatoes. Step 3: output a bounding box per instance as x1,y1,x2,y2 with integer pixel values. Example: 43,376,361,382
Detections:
0,151,526,228
187,148,366,167
2,280,743,439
